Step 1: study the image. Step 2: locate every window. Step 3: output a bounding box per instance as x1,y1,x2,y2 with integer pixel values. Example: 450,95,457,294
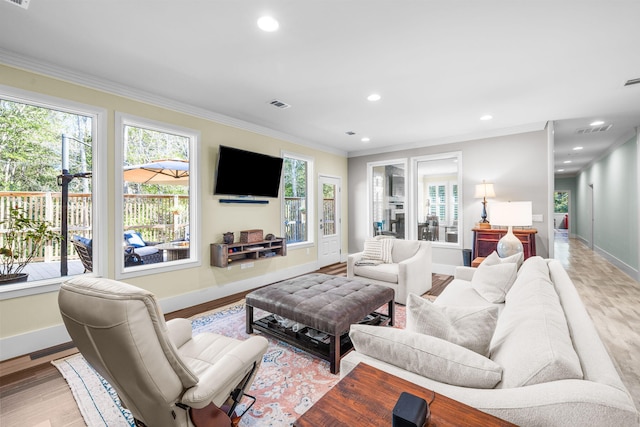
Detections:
0,86,106,296
413,152,461,246
115,113,200,278
282,152,313,246
368,160,406,239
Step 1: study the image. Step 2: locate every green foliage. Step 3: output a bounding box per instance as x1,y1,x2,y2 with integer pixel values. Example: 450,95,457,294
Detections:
554,191,569,213
123,125,188,196
0,99,93,192
0,205,60,276
284,157,307,198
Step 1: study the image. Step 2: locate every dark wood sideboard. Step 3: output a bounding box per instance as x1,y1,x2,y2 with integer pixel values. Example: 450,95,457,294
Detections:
472,227,537,260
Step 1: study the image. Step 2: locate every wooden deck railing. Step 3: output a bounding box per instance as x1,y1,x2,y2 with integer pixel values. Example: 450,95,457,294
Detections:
0,191,188,262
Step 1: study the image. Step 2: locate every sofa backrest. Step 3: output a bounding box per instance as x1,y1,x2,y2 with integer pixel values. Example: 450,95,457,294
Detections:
489,256,584,388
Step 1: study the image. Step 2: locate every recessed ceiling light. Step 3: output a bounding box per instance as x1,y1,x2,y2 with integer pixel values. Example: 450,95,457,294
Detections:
573,146,583,150
480,115,493,121
590,120,604,126
367,94,381,102
563,160,572,164
557,169,565,172
257,16,279,32
361,137,371,142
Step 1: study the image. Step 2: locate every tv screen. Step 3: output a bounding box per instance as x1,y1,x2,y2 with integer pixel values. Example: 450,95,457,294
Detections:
214,145,284,198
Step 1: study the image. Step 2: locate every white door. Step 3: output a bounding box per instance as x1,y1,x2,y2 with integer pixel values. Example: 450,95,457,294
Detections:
318,175,341,267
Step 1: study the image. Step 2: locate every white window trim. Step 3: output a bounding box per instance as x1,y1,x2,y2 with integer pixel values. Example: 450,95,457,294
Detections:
0,84,107,300
409,151,463,248
281,151,314,249
115,112,201,279
367,158,408,239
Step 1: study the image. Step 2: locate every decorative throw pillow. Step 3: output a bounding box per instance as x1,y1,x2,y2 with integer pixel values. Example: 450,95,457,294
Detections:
471,262,518,303
73,235,92,248
349,324,502,388
361,238,393,263
483,250,523,270
405,293,499,357
124,230,146,248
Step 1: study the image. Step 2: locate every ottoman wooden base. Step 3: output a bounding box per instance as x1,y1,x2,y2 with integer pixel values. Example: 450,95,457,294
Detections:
245,273,394,374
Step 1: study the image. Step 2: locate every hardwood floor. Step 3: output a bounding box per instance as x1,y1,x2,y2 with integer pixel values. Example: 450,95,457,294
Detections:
1,237,639,426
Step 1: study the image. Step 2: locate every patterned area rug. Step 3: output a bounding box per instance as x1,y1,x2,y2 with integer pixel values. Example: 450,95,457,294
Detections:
53,300,408,426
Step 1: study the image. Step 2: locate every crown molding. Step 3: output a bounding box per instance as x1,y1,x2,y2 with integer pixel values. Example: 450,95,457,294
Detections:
0,48,347,158
347,121,548,158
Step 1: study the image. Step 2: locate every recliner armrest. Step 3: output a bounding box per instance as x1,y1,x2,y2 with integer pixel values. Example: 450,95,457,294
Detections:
182,335,269,408
166,318,193,349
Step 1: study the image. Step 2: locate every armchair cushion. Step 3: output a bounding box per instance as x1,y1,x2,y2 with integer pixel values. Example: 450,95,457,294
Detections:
353,262,399,283
361,238,393,263
349,324,502,388
124,230,147,248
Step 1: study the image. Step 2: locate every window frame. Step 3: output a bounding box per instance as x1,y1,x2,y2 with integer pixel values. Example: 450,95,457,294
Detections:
281,151,314,249
115,112,201,279
0,84,107,300
410,151,462,248
367,158,407,239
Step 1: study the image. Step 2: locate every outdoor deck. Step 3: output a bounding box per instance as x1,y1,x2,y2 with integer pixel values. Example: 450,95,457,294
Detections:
22,260,85,281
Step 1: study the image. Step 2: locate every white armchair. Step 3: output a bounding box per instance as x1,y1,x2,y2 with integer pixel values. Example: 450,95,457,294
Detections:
58,276,268,427
347,238,432,304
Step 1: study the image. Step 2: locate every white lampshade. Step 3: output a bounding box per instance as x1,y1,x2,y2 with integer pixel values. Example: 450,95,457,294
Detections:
490,201,532,227
474,182,496,199
491,201,532,258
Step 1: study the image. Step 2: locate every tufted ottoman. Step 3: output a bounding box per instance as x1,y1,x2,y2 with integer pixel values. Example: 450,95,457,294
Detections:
246,273,394,374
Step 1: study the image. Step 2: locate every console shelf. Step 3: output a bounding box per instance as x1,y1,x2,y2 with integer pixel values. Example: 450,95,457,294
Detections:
210,238,286,268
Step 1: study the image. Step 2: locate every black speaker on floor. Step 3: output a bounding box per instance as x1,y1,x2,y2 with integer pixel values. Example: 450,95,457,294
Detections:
392,392,430,427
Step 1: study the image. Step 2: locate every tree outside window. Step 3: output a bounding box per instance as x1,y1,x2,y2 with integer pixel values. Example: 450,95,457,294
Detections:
283,156,308,244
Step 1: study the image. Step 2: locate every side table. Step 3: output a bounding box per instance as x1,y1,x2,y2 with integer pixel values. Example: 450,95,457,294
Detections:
471,257,485,268
294,363,516,427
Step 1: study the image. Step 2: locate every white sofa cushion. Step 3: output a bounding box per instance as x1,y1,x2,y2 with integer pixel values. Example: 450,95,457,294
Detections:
482,250,524,269
405,294,498,357
349,324,503,388
490,268,583,388
470,262,518,303
361,238,393,263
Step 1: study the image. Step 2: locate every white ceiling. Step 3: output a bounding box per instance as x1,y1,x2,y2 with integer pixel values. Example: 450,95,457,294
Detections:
1,1,639,176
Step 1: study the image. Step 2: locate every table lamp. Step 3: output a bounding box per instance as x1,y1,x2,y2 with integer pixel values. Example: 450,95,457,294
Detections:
490,201,533,257
474,181,495,229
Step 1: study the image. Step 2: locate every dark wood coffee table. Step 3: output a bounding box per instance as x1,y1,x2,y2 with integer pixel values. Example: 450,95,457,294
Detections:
294,363,517,427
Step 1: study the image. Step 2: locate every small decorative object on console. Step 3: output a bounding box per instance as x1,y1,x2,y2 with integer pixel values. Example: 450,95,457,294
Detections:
240,229,263,243
223,232,234,244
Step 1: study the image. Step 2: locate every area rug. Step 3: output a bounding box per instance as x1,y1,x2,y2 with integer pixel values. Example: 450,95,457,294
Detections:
53,300,408,426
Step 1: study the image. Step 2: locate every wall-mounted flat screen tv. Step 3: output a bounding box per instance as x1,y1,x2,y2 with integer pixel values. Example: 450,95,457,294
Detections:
214,145,284,198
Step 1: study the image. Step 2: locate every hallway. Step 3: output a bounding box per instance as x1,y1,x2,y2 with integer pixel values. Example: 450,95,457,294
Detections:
553,230,640,409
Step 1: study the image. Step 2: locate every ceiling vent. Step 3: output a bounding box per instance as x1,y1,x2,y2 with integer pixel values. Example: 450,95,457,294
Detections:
268,99,291,109
345,131,356,136
624,78,640,87
4,0,29,9
575,124,613,134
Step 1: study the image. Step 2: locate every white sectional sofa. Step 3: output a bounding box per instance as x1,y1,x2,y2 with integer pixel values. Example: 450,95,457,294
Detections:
341,255,639,426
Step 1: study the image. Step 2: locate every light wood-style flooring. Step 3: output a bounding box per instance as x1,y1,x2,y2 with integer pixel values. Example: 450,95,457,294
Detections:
1,235,638,426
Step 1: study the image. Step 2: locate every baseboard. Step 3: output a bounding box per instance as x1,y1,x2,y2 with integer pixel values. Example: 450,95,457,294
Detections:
0,261,319,364
593,245,640,281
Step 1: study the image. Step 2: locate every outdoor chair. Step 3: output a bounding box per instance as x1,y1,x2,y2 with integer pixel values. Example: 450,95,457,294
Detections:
58,276,269,427
124,230,163,265
71,236,93,273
